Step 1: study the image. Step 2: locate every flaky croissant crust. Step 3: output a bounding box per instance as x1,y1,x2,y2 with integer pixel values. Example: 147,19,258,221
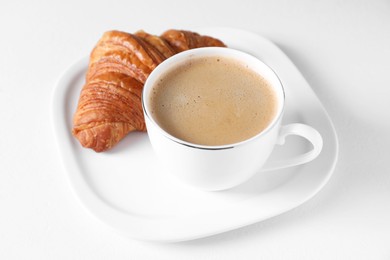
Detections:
72,29,226,152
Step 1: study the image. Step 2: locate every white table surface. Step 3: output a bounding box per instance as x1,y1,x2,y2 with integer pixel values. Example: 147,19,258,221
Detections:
1,0,389,259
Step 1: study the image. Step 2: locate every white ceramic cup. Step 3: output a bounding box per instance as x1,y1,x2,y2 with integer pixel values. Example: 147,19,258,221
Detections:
142,47,323,191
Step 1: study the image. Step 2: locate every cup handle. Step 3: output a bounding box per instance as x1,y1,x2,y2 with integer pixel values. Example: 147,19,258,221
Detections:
261,123,323,171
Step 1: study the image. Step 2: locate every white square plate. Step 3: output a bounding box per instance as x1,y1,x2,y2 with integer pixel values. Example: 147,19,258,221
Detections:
51,27,338,242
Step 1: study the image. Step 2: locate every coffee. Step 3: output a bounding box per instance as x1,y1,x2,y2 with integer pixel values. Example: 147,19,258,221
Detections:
148,56,278,146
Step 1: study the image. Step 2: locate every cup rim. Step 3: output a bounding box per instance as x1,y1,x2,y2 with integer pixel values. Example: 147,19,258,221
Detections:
142,47,285,150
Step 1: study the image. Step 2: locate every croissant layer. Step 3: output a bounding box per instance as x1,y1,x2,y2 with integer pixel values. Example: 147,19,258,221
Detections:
72,29,226,152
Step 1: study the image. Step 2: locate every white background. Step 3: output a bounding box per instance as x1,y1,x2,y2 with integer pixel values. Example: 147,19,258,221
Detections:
1,0,389,259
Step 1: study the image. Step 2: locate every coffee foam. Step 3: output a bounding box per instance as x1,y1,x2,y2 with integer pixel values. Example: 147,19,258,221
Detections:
149,56,278,146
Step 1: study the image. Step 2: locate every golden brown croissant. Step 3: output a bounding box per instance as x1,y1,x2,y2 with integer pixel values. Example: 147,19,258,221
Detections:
72,29,226,152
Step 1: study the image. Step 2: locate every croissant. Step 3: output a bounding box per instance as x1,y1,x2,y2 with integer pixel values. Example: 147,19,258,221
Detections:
72,29,226,152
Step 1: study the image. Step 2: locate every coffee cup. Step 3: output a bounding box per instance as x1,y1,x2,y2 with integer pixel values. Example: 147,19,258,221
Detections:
142,47,323,191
